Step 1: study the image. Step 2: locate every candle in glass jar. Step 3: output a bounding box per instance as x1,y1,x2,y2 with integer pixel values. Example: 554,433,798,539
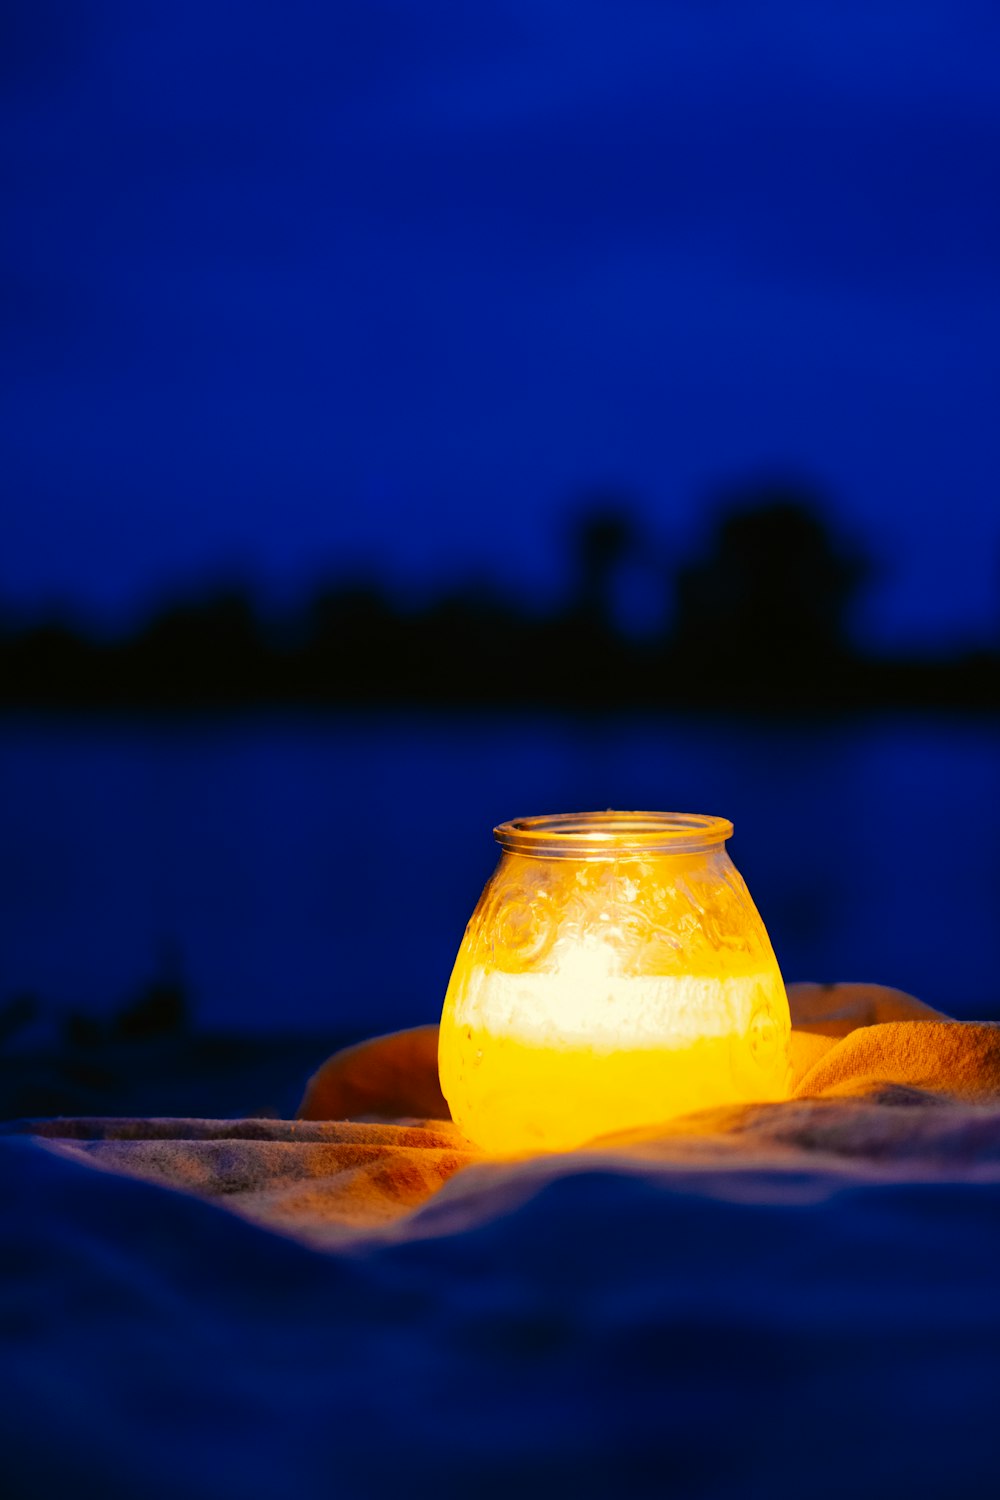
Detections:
439,813,790,1154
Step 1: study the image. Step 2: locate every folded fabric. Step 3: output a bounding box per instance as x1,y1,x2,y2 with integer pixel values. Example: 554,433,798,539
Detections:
297,980,1000,1121
8,982,1000,1249
5,981,1000,1500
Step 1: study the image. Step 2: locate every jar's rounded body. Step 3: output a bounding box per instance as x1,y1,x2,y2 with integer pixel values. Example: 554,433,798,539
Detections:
439,813,790,1153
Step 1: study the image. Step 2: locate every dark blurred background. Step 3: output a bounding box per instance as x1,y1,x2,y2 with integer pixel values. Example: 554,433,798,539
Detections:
2,2,999,1114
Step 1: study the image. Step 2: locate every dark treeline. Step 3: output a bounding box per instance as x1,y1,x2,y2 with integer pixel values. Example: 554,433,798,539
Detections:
3,486,999,713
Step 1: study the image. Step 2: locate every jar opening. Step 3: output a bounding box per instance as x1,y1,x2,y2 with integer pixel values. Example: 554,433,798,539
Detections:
494,810,733,860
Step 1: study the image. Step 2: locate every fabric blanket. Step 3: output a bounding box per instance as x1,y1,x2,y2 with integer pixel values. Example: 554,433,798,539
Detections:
3,982,1000,1498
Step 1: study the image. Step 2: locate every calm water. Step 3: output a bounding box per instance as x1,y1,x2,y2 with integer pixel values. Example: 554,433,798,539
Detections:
1,710,998,1034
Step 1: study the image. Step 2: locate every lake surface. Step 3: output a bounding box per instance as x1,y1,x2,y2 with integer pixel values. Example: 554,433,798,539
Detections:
1,710,998,1035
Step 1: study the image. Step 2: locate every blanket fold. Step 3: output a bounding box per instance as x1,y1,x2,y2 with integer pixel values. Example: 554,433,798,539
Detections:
6,980,1000,1499
5,982,1000,1248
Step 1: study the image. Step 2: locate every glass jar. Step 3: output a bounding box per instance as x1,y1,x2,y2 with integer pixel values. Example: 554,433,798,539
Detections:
438,811,790,1153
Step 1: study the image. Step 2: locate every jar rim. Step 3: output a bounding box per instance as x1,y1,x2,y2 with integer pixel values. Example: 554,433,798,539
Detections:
493,810,733,859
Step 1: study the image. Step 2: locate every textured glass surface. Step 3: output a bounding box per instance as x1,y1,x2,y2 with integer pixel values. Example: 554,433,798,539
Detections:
439,817,790,1153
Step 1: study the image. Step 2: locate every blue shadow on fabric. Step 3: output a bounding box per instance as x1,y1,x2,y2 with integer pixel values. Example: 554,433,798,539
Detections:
3,1138,999,1498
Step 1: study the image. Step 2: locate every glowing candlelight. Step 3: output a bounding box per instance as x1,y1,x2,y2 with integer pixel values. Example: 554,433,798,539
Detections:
439,812,790,1153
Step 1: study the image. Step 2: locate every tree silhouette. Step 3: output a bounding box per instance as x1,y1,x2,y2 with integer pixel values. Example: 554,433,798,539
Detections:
2,484,997,712
129,587,268,703
672,487,867,704
570,503,637,629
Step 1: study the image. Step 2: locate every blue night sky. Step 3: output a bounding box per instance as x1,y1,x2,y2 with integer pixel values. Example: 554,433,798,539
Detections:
2,1,999,650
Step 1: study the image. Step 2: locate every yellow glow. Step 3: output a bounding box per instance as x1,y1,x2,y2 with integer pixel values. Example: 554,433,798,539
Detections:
438,813,791,1154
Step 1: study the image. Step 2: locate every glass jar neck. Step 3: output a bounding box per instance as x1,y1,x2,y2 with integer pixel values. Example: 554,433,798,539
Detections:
493,811,733,861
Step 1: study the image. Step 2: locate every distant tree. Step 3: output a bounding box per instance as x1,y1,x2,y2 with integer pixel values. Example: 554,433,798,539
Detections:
301,581,404,699
130,586,267,703
0,617,97,705
672,486,868,702
570,502,637,630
